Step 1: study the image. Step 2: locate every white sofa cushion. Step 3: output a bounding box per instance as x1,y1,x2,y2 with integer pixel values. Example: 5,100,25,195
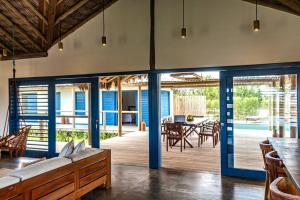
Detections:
0,176,20,189
69,148,103,162
9,157,72,181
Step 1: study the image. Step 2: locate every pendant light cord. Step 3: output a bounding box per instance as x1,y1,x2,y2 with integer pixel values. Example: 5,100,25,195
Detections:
102,0,105,36
182,0,185,28
12,24,16,78
59,22,62,42
255,0,258,20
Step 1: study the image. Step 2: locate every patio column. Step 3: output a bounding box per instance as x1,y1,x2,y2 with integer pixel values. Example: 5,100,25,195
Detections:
148,72,161,169
117,77,122,137
279,76,285,138
138,85,142,131
272,81,277,137
290,75,297,138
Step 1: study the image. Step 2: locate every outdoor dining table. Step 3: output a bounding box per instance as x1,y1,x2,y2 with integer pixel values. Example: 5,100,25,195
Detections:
164,117,208,148
269,138,300,193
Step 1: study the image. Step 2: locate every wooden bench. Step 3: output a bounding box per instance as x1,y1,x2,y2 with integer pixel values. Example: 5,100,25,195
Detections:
0,149,111,200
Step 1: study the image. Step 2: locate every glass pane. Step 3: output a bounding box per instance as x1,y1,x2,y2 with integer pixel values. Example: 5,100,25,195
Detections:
55,83,91,153
232,74,297,170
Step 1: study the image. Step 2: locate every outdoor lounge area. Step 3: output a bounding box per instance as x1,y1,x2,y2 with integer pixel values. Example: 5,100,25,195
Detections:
1,0,300,199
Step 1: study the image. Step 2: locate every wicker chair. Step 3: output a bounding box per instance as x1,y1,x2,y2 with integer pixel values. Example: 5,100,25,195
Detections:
270,177,300,200
260,140,274,200
0,126,31,159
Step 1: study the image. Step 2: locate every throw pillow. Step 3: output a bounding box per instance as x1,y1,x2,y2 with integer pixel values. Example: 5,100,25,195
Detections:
59,140,74,157
73,140,86,154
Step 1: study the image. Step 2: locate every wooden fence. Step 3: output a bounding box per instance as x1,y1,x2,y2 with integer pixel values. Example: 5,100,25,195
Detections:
173,95,206,116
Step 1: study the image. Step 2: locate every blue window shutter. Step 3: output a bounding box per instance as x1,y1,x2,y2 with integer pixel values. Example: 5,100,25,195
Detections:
75,92,86,116
23,93,37,114
55,92,61,115
102,91,118,125
161,90,170,117
141,90,149,126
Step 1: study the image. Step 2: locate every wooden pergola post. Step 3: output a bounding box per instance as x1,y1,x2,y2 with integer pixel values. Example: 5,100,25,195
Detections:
272,81,278,137
138,85,142,131
290,75,297,138
117,77,122,137
279,76,285,138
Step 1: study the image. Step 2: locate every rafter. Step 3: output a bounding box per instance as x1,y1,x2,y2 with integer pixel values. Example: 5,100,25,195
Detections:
47,0,57,48
277,0,300,14
1,0,48,42
1,52,48,61
22,0,48,25
0,41,12,53
57,0,64,5
242,0,300,16
53,0,118,45
55,0,89,25
0,26,29,53
0,12,43,52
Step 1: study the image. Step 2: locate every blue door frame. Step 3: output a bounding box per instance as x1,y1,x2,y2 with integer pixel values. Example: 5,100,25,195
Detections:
9,62,300,180
220,68,300,180
11,77,99,157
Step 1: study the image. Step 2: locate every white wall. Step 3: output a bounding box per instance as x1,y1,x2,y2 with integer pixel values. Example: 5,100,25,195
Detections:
1,0,300,133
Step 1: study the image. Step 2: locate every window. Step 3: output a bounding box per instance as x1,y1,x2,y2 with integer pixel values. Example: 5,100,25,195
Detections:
56,92,61,115
22,93,38,114
75,91,86,116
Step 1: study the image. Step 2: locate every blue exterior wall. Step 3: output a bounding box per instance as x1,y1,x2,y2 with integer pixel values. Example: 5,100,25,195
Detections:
102,91,118,125
101,90,170,127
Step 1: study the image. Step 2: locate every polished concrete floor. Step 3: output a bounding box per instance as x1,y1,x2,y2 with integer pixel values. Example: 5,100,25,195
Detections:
83,165,264,200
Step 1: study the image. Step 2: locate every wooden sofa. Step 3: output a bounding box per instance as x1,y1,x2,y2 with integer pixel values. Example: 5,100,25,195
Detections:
0,148,111,200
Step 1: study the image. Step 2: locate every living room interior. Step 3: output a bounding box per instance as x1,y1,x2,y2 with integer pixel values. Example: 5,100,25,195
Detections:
1,0,300,199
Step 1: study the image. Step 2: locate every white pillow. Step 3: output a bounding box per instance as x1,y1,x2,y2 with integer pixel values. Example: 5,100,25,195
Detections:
59,141,74,157
72,140,86,154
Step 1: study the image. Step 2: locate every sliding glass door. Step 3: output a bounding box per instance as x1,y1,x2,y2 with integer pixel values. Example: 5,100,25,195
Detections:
220,69,300,179
54,78,99,155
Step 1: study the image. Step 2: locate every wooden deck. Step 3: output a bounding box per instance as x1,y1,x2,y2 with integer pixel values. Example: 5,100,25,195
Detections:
101,130,267,173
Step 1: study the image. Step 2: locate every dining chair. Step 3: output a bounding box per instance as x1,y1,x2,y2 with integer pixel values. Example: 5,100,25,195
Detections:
161,118,168,142
270,177,300,200
260,140,274,200
165,123,186,152
199,121,219,148
265,150,287,197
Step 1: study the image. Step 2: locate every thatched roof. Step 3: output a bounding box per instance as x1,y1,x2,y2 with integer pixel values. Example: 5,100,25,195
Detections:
0,0,118,60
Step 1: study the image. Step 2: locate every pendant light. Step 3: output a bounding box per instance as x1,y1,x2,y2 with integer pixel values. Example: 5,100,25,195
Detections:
2,48,8,57
58,22,63,51
253,0,260,32
181,0,186,38
101,0,107,46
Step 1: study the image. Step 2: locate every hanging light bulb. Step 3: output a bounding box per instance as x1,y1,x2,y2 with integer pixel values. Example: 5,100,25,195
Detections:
58,22,63,51
181,0,187,39
102,36,107,46
2,48,8,57
101,0,107,46
253,0,260,32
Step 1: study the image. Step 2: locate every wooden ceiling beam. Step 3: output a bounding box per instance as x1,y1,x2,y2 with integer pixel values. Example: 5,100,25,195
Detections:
0,41,12,53
53,0,118,46
1,0,48,42
47,0,57,48
1,52,48,61
242,0,300,16
277,0,300,14
57,0,64,5
0,13,43,52
0,26,29,53
55,0,89,25
22,0,48,25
